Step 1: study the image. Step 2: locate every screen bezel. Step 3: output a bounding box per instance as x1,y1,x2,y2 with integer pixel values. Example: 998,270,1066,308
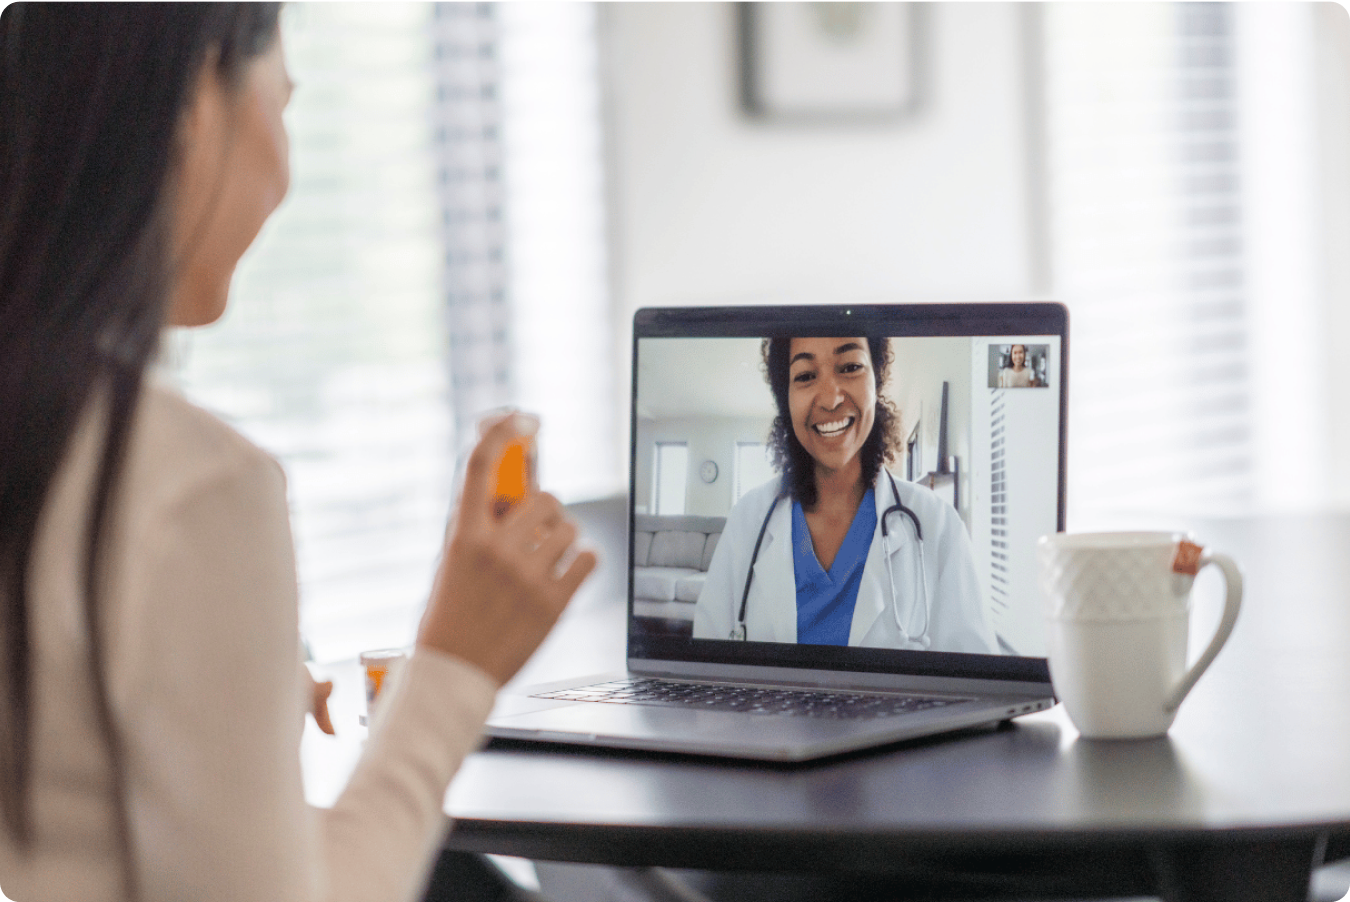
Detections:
627,303,1068,685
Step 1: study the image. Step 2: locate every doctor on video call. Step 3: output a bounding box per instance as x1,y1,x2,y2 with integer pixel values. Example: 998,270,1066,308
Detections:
693,337,998,653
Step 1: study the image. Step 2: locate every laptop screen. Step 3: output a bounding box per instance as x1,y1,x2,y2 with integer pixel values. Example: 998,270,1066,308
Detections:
628,304,1066,684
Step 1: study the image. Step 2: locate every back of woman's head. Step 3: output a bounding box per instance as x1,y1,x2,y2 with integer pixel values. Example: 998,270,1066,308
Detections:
0,0,280,863
0,3,280,381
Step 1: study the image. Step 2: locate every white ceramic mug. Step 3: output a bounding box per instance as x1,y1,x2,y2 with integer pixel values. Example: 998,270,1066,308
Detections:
1037,531,1242,739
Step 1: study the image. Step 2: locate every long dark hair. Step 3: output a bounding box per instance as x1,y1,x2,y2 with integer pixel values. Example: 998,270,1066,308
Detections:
761,336,902,508
0,2,281,893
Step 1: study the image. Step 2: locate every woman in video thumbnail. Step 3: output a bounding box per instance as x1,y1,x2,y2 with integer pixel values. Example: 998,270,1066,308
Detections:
998,343,1040,388
693,337,997,653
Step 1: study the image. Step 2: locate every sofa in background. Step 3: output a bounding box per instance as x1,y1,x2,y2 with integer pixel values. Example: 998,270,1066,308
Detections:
631,513,725,624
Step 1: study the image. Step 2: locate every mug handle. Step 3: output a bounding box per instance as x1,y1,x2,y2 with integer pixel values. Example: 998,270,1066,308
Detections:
1163,550,1243,712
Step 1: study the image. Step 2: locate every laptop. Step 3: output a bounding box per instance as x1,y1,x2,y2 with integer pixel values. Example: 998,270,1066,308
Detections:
486,303,1066,761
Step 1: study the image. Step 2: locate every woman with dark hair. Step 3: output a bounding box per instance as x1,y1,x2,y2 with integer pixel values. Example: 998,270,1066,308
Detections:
998,344,1040,388
0,5,593,900
693,337,995,653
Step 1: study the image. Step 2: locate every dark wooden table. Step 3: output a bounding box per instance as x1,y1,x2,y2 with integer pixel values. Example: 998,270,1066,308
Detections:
304,501,1350,902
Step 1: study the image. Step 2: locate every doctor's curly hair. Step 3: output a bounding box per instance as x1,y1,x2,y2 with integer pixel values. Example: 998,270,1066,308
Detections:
761,336,902,509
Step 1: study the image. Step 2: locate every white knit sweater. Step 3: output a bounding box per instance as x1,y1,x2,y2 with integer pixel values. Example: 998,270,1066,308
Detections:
0,380,497,902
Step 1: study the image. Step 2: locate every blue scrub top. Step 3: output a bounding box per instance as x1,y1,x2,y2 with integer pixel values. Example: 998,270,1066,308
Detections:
792,490,877,646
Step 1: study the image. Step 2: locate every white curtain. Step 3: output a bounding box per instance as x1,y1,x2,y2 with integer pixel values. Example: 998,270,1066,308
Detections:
169,3,613,663
1046,3,1268,523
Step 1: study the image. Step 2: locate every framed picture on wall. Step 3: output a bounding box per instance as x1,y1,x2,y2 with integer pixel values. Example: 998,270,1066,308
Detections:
739,2,920,121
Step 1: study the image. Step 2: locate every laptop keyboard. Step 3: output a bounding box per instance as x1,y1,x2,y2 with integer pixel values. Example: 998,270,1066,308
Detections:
532,678,968,720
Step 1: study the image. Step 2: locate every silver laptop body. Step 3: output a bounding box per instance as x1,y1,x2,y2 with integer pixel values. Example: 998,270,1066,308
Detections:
486,303,1066,761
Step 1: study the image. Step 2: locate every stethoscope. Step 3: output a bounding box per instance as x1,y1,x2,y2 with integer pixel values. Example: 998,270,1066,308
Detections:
730,471,932,645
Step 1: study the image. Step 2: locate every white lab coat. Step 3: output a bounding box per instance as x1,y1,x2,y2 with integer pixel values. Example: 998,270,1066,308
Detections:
693,468,998,653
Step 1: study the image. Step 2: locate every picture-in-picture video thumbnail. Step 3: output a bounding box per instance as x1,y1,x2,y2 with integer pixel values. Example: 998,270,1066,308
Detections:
988,343,1050,389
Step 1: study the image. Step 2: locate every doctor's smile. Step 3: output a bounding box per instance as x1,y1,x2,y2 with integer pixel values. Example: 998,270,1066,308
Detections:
812,417,853,436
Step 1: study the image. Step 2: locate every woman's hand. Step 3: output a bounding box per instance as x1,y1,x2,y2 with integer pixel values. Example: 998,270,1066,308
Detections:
417,413,598,686
307,669,335,735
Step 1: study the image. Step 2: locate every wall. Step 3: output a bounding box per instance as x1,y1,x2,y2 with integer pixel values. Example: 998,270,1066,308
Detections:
1316,3,1350,505
967,338,1062,656
600,2,1038,311
601,2,1350,514
1238,2,1344,511
885,337,974,522
635,415,774,516
600,2,1042,451
1228,2,1350,512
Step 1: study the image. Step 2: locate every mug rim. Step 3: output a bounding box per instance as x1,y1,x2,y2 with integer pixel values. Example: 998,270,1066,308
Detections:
1038,530,1191,550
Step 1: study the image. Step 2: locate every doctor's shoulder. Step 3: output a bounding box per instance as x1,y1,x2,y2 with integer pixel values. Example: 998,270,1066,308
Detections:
890,476,963,533
726,475,784,527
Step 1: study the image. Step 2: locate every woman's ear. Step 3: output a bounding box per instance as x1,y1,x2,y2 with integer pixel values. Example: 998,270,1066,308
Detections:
175,50,224,150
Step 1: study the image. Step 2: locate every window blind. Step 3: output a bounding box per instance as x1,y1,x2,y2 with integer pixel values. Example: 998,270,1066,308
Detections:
172,4,451,663
495,2,618,502
653,442,689,515
429,1,618,498
1043,3,1253,520
431,4,512,435
169,4,612,663
734,441,775,503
